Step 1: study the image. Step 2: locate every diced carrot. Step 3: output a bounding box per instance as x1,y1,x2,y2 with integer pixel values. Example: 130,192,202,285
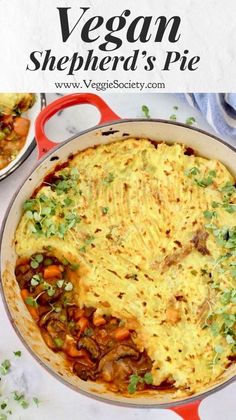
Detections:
93,315,106,327
66,346,93,366
77,317,89,333
67,269,78,283
114,327,130,341
125,319,139,330
66,344,86,358
21,288,29,301
21,289,39,322
64,334,88,358
166,307,180,324
43,265,62,279
13,117,30,137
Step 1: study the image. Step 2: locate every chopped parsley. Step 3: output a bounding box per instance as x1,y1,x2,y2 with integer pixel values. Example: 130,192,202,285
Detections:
143,372,153,385
0,360,11,375
219,182,236,195
185,166,217,188
202,177,236,365
13,392,29,409
54,338,64,348
203,210,217,219
210,323,220,337
30,254,43,269
25,290,46,308
43,257,53,266
102,207,109,215
56,279,64,289
70,263,80,271
24,168,81,240
141,105,150,119
102,173,114,185
191,270,197,276
42,282,56,297
84,327,94,337
185,167,200,176
185,116,196,125
128,372,153,393
33,397,40,407
194,176,214,188
63,197,74,206
222,203,236,213
25,296,38,308
30,274,42,286
213,226,236,249
214,345,223,354
64,282,73,292
169,114,177,121
0,355,42,417
128,374,141,394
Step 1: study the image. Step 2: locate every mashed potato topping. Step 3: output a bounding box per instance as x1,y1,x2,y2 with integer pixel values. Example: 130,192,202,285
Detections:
15,139,236,395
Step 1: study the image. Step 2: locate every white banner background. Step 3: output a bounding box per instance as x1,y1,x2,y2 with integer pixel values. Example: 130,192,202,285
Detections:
0,0,235,92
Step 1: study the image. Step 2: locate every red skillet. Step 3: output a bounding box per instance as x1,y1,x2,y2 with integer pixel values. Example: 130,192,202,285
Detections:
2,93,236,420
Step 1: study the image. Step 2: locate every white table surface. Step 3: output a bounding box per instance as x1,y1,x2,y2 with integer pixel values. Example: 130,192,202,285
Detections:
0,93,235,420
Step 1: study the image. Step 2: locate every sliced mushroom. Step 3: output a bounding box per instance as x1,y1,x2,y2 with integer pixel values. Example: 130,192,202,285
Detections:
15,268,34,289
73,362,96,381
38,288,63,305
98,345,138,372
38,310,62,328
77,337,100,360
41,330,57,350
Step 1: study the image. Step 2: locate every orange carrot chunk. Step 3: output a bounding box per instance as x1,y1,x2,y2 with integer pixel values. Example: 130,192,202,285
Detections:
13,117,30,137
67,269,78,283
66,345,87,358
114,327,130,341
93,315,106,327
44,265,62,279
21,289,39,322
77,317,89,333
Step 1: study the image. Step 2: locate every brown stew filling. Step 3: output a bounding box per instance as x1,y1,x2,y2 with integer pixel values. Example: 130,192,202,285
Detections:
0,114,30,170
15,253,170,393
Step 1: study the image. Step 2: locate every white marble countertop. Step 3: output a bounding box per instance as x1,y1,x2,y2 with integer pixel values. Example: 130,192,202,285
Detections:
0,93,235,420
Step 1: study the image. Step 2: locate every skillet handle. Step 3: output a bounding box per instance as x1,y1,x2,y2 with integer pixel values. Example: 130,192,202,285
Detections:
35,93,121,159
170,399,201,420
